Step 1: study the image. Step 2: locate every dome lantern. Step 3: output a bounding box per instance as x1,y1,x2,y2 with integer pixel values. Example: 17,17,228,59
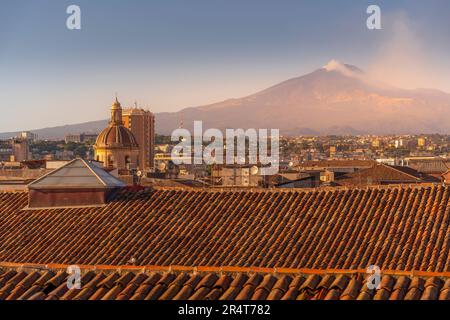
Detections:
110,97,123,125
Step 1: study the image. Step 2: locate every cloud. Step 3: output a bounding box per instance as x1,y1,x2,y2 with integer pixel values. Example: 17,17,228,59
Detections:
323,60,357,77
367,11,444,91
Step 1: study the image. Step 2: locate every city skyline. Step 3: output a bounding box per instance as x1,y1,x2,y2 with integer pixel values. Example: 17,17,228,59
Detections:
1,0,450,132
1,1,450,307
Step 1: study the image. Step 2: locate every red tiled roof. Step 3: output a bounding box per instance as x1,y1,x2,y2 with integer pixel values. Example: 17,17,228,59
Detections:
0,264,448,300
336,164,439,186
298,160,376,169
0,185,449,272
408,159,449,174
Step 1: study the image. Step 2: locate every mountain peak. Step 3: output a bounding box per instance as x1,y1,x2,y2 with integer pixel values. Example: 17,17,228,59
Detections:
322,60,363,77
323,59,346,71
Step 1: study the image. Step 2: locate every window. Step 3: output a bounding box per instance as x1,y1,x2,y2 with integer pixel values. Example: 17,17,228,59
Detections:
108,155,114,167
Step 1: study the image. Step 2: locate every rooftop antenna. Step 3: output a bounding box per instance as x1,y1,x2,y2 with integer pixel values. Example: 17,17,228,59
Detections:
134,101,138,109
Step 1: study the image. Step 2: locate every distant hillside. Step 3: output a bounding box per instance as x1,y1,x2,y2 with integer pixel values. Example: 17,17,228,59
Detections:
0,120,108,140
2,60,450,139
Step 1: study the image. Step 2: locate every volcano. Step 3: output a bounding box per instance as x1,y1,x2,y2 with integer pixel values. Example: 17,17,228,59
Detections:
156,60,450,135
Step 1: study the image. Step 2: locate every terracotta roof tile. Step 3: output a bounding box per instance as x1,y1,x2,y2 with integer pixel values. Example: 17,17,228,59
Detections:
28,292,47,300
204,274,232,300
235,274,261,300
420,277,443,300
5,271,41,300
439,279,450,300
145,273,177,300
116,273,148,300
189,273,219,300
0,185,449,279
389,276,411,300
220,274,248,300
129,273,161,300
74,273,106,300
252,274,277,300
267,275,292,300
2,267,441,300
404,277,425,300
340,276,363,300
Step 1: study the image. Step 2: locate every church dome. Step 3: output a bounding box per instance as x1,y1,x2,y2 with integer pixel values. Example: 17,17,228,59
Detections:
95,125,139,148
95,98,139,149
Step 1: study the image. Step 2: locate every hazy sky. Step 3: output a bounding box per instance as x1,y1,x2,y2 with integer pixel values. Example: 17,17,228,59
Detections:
1,0,449,132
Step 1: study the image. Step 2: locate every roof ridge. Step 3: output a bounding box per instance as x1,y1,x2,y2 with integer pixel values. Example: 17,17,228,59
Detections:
2,183,441,194
151,183,441,193
81,158,107,187
385,163,423,180
1,262,449,278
